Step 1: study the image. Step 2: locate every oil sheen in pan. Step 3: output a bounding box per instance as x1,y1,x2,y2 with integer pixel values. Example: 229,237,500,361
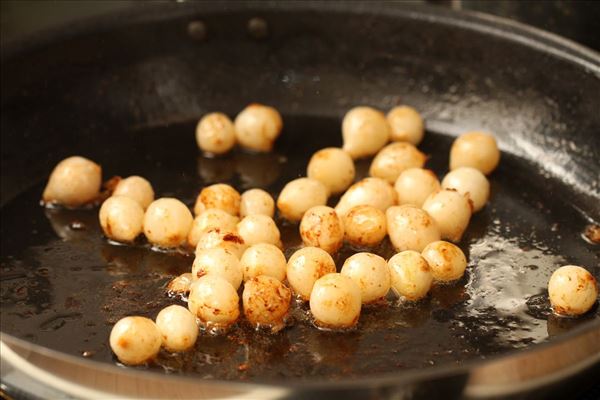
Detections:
0,115,598,381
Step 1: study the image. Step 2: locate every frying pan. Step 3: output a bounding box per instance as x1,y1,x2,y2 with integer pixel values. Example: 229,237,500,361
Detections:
1,2,599,399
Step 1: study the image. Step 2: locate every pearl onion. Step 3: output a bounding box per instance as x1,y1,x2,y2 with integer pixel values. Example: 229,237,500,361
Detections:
548,265,598,316
422,189,472,242
99,196,144,243
277,178,328,222
335,177,397,217
243,275,291,329
388,251,433,301
193,200,206,216
167,272,193,294
113,176,154,210
342,106,390,159
341,253,390,303
394,168,440,207
195,112,236,155
187,209,239,247
240,243,287,282
237,214,281,247
109,316,161,365
307,147,355,195
386,106,425,145
192,247,243,289
300,206,344,254
143,198,193,248
450,131,500,175
42,156,102,207
188,275,240,328
240,189,275,218
369,142,426,184
441,167,490,212
155,305,198,352
234,103,283,152
386,205,441,252
195,228,247,259
310,273,361,328
196,184,241,216
342,205,387,248
421,241,467,282
286,247,336,301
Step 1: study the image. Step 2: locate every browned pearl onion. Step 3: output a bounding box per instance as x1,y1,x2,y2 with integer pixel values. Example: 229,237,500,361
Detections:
188,275,240,328
307,147,355,195
195,228,247,259
310,273,362,329
450,131,500,175
112,175,154,210
369,142,426,185
441,167,490,212
234,103,283,152
240,188,275,218
99,196,144,243
167,273,193,294
299,206,344,254
386,106,425,145
286,247,336,301
394,168,440,207
42,156,102,207
243,275,291,331
195,112,236,155
342,205,387,248
386,205,441,252
335,177,397,217
422,189,472,242
187,208,239,247
195,183,241,216
341,252,390,304
342,106,390,159
237,214,281,247
421,241,467,282
548,265,598,316
240,243,287,282
388,251,433,301
155,305,198,352
143,198,193,248
109,316,161,365
192,247,243,289
277,178,328,222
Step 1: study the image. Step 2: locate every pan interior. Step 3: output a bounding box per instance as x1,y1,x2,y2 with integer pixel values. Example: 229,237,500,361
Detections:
1,5,599,383
1,116,598,381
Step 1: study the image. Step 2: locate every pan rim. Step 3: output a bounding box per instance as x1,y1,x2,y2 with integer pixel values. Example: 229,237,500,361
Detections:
1,1,599,70
2,315,600,392
1,1,599,395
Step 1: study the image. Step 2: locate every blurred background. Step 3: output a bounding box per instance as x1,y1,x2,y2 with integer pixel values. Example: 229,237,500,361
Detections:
2,0,600,51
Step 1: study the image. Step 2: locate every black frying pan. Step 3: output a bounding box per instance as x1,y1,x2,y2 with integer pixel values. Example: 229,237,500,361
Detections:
1,2,599,399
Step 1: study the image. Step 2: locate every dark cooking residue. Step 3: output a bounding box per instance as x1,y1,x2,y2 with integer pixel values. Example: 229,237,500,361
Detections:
0,118,598,382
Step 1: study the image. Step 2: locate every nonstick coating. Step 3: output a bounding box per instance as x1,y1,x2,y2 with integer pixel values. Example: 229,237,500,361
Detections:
1,1,599,387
